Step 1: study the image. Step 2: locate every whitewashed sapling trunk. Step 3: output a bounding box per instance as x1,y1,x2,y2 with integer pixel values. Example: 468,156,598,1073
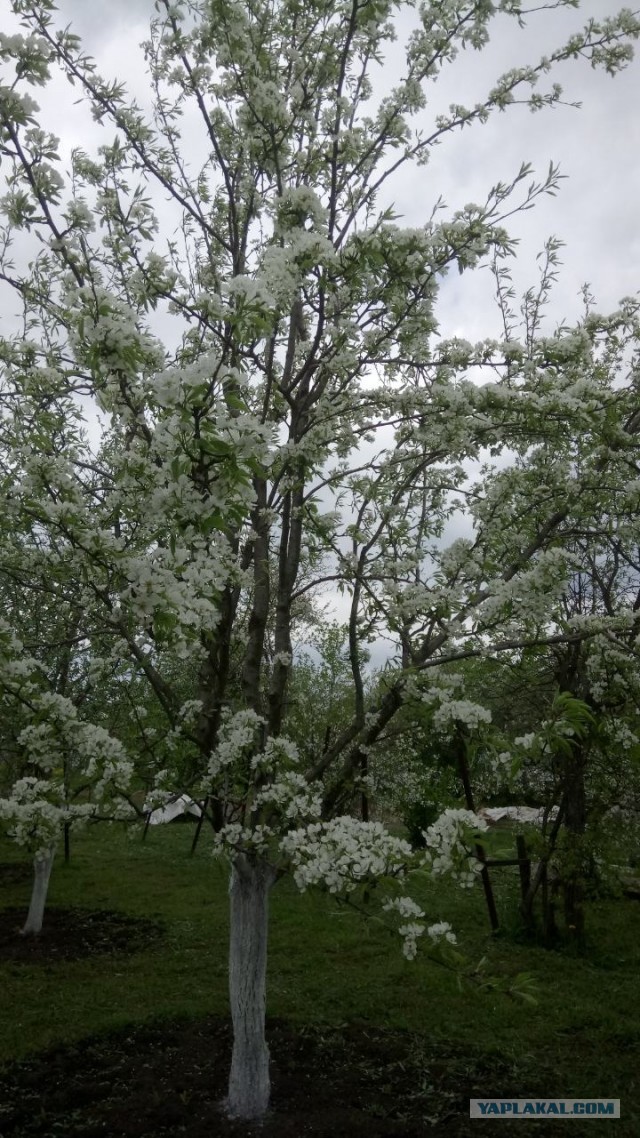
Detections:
227,853,277,1119
21,847,55,936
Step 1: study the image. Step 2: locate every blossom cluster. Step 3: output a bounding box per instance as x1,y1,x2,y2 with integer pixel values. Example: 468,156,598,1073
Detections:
212,822,274,856
280,817,412,893
0,777,95,855
253,772,322,824
421,808,487,887
381,895,456,960
419,673,492,733
207,709,265,779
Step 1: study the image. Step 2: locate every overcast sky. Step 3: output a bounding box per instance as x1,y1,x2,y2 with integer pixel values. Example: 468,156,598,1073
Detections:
3,0,638,335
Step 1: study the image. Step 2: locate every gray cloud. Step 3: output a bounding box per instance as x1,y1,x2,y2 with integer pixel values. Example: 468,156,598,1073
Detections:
55,0,155,41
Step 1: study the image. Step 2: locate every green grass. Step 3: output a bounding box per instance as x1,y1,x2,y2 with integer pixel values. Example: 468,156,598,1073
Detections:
1,823,639,1127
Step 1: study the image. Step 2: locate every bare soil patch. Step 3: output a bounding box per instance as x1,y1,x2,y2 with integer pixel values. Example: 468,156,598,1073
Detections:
0,1016,576,1137
0,863,33,887
0,906,163,963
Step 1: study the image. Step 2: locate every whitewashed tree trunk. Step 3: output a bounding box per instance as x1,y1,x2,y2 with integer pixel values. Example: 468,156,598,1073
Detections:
226,853,276,1120
21,847,55,936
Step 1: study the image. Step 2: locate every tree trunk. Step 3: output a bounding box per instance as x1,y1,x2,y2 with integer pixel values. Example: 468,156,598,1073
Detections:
516,835,535,933
541,863,559,945
360,751,369,823
562,745,587,944
21,847,55,936
455,733,499,931
226,854,276,1120
521,799,566,935
189,796,208,856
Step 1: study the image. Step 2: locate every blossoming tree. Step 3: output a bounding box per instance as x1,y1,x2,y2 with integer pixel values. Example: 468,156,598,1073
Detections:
0,513,137,931
1,0,639,1120
365,244,640,941
0,618,134,934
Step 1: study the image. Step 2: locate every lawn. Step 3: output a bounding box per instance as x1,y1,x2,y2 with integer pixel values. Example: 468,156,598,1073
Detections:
0,822,638,1135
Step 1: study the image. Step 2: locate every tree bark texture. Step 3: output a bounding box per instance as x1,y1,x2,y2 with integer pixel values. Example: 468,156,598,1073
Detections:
226,854,276,1120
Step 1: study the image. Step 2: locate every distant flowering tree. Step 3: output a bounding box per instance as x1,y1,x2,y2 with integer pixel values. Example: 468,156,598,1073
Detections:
0,620,133,933
501,549,640,943
1,0,640,1120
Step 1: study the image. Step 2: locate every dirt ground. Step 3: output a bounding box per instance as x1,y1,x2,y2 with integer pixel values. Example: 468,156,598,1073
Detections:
0,1012,557,1138
0,905,163,963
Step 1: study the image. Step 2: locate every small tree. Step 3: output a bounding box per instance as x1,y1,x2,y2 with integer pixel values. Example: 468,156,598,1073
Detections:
0,621,133,934
1,0,640,1119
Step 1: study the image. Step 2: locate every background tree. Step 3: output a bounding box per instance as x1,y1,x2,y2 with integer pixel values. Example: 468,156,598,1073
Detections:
0,615,134,934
